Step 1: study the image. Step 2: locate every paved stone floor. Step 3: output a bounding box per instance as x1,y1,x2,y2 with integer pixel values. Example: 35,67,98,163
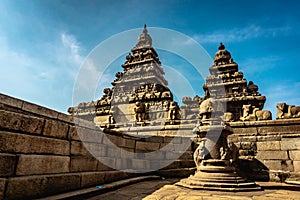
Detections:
86,179,300,200
86,179,180,200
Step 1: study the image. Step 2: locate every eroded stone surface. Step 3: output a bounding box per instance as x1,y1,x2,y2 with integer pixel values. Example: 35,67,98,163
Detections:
16,155,70,175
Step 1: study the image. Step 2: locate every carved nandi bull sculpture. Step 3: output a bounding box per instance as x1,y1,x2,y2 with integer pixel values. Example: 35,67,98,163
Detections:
277,103,300,119
240,104,272,121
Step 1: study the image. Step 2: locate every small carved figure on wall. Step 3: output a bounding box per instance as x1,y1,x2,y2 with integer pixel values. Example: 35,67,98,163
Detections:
134,101,145,122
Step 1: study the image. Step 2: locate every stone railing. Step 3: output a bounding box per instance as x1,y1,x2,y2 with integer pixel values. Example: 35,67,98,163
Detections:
0,93,195,200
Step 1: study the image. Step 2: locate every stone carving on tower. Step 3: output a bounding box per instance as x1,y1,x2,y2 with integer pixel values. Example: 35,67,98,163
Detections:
68,25,180,127
202,43,271,122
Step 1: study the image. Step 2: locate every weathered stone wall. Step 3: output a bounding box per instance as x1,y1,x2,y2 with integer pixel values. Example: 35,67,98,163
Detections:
229,120,300,182
0,93,194,200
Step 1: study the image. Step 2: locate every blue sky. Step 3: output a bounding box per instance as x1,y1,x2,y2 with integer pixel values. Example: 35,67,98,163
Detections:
0,0,299,117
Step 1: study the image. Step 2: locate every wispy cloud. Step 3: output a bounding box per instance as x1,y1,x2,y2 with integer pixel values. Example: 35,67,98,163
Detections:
239,56,281,75
61,33,84,68
194,24,292,43
0,32,86,112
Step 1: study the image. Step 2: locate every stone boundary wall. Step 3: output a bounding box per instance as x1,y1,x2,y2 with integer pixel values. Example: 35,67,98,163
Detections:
0,93,194,200
229,120,300,182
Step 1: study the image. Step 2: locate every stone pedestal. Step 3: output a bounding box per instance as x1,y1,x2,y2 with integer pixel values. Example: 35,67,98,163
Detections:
177,124,261,191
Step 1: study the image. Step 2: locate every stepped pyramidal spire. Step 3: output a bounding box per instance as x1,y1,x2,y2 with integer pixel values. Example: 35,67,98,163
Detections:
69,25,181,127
205,43,268,121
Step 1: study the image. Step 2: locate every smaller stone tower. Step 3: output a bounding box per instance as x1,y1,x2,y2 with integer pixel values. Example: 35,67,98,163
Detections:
204,43,268,121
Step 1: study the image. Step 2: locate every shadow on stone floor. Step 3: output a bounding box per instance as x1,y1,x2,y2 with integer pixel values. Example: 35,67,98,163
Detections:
85,178,180,200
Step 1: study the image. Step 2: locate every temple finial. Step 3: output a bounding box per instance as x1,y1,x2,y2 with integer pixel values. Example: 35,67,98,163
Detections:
143,24,148,34
218,42,225,50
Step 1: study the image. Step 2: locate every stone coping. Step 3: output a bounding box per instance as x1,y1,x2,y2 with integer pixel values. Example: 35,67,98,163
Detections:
0,93,73,123
230,118,300,127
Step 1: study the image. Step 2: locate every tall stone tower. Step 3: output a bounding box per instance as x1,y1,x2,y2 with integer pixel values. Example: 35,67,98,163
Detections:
70,25,180,127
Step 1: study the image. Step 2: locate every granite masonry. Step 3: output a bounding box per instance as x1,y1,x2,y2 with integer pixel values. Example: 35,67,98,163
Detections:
1,25,300,199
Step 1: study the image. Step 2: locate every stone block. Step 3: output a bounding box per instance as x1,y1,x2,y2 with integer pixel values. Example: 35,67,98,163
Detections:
73,117,96,129
258,125,300,134
22,101,59,119
157,129,182,136
281,137,300,150
163,136,182,144
0,131,16,153
70,156,98,172
143,151,165,160
104,171,128,183
294,161,300,172
165,151,192,160
94,115,108,125
16,155,70,175
263,160,294,171
85,143,108,157
0,131,70,155
233,127,258,135
104,134,135,148
68,125,79,141
0,153,17,176
106,147,121,158
257,141,281,151
0,178,6,200
137,131,158,136
0,110,44,134
160,143,192,152
256,150,289,160
81,171,106,187
131,159,150,170
70,141,91,156
115,158,132,170
143,136,163,143
43,119,69,139
0,93,23,108
5,173,81,199
181,137,193,145
162,160,181,169
119,148,135,159
136,141,160,151
69,126,103,143
237,136,257,142
57,112,73,123
256,135,281,142
289,150,300,161
96,157,115,170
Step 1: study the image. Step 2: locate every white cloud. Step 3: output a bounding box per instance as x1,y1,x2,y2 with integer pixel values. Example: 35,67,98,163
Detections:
0,32,86,112
61,33,83,68
194,24,292,43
